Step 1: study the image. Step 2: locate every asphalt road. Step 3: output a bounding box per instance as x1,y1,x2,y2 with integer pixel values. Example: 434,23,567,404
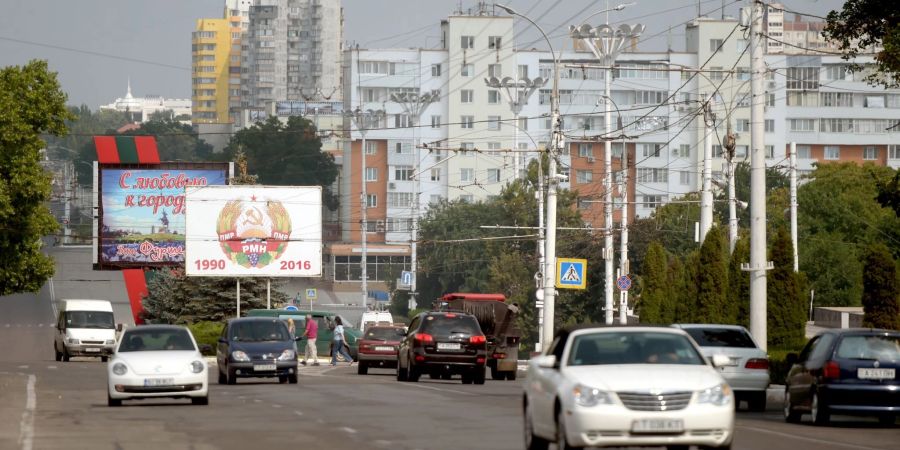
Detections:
2,288,897,450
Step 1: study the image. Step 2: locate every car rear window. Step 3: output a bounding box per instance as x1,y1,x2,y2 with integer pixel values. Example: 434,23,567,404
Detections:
365,327,403,340
422,315,481,336
684,327,757,348
836,335,900,361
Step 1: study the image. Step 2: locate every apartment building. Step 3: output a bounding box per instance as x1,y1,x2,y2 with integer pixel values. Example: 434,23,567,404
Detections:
191,18,232,124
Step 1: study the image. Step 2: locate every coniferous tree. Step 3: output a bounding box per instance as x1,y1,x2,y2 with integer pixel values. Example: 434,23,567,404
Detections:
675,250,701,322
696,226,730,323
638,241,668,324
662,256,682,323
861,243,900,330
729,234,751,327
768,227,805,348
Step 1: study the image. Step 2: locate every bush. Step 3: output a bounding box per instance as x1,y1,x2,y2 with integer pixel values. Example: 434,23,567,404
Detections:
767,347,803,385
188,321,225,355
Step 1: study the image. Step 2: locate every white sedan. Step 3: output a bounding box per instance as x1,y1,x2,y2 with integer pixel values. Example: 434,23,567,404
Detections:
524,326,735,450
107,325,209,407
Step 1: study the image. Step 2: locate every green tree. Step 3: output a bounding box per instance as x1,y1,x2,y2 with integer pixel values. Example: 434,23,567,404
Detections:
768,227,806,348
714,161,790,226
823,0,900,88
729,234,751,327
124,117,214,162
662,255,682,323
675,250,701,322
629,193,701,274
861,243,900,329
224,116,339,210
0,60,71,294
696,225,731,323
638,241,668,324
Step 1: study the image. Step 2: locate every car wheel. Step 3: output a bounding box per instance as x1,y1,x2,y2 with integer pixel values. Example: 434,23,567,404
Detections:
505,370,517,381
429,371,440,380
218,369,227,385
101,356,109,363
288,374,298,384
878,415,896,426
473,367,486,385
396,361,408,382
699,444,732,450
557,409,581,450
784,389,801,423
490,364,501,380
191,396,209,406
408,364,420,382
54,345,62,362
441,372,452,380
107,393,122,407
811,391,830,426
62,348,70,362
524,401,550,450
357,362,368,375
279,375,288,384
226,367,237,385
747,391,766,412
666,446,690,450
461,374,473,384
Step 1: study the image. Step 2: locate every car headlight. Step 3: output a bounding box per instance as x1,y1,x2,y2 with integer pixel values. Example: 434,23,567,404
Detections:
191,360,205,373
696,383,732,406
105,339,116,345
277,349,296,361
573,384,614,407
231,350,250,362
112,363,128,375
66,338,80,345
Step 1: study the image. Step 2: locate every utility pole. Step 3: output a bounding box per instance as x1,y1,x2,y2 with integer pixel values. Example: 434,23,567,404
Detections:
700,94,716,244
746,0,770,350
536,157,546,351
790,142,798,272
725,122,738,253
618,126,628,325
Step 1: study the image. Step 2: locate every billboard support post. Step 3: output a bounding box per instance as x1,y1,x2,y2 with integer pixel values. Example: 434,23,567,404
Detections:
266,279,271,310
236,279,241,318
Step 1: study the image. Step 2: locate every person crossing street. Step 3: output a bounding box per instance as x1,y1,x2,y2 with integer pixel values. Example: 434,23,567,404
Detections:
300,314,320,366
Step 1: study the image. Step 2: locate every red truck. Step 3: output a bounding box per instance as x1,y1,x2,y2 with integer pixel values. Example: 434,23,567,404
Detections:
435,293,521,380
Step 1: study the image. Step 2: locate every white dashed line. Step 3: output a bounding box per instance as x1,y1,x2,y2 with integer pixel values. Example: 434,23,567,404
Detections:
19,374,36,450
17,366,29,370
272,404,283,409
294,410,303,416
340,427,357,434
46,366,57,370
405,383,475,396
253,399,262,403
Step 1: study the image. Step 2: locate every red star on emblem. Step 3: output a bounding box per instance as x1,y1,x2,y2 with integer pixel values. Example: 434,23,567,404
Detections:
251,195,257,202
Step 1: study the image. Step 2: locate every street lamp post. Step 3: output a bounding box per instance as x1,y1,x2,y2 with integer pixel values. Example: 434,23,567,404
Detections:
344,108,385,313
571,22,644,325
483,76,547,179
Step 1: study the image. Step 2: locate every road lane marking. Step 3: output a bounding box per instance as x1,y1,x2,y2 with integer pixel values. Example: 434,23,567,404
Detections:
18,374,36,450
272,404,282,408
294,410,303,416
738,425,888,450
340,427,357,434
405,383,476,396
17,366,29,370
46,366,57,370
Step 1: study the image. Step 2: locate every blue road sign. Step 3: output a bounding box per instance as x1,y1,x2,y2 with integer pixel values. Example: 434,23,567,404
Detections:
284,305,299,311
400,271,413,287
556,258,587,290
616,275,632,291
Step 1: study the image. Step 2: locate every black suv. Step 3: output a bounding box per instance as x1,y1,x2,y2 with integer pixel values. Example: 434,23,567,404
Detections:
216,317,301,384
396,311,487,384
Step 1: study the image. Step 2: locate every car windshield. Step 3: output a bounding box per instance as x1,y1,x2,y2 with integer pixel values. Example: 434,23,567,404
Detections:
836,335,900,361
568,331,706,366
365,328,403,340
423,315,481,336
119,329,195,352
684,327,757,348
66,311,115,329
231,321,290,342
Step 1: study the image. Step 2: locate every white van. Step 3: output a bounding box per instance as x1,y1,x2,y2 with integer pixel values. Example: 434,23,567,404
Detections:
360,311,394,332
54,299,118,362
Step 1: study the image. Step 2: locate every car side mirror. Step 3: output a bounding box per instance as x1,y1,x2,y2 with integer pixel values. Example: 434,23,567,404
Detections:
786,352,798,366
116,323,123,332
711,354,731,368
535,354,557,369
199,344,213,354
217,337,227,344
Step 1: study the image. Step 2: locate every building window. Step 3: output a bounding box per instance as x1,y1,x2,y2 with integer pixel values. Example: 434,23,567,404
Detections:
431,115,441,128
487,169,501,183
713,145,723,158
365,167,377,181
889,145,900,160
578,143,593,158
636,168,668,183
576,170,593,184
518,64,528,79
488,36,502,49
461,115,474,129
387,192,414,208
642,195,666,208
789,119,815,132
461,35,474,49
796,145,812,159
487,115,501,130
431,64,441,77
679,170,691,185
764,119,775,132
678,144,691,158
736,119,750,133
460,168,474,182
366,194,377,208
864,146,878,160
460,142,475,153
709,39,723,52
710,66,724,81
786,67,820,90
394,142,413,154
821,92,853,107
518,117,528,131
488,90,501,104
488,64,501,77
365,141,377,155
460,195,474,203
461,64,474,77
824,146,840,160
394,166,413,181
639,143,662,158
765,145,775,158
461,89,474,103
430,168,441,181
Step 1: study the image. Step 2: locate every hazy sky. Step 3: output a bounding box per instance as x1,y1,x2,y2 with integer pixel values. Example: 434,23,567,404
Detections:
0,0,846,108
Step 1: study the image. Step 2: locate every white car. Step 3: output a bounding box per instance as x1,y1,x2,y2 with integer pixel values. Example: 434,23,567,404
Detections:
524,326,735,450
107,325,209,407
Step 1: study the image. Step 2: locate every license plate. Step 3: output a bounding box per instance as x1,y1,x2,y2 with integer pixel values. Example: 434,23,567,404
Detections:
253,364,277,371
375,346,395,352
143,378,174,387
84,348,101,353
858,368,895,380
436,342,461,350
631,419,684,433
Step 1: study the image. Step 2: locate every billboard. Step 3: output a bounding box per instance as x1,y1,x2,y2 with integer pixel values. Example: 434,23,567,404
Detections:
184,186,322,277
95,163,229,269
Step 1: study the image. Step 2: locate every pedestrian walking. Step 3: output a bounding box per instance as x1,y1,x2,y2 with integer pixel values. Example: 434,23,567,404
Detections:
330,316,353,366
301,314,319,366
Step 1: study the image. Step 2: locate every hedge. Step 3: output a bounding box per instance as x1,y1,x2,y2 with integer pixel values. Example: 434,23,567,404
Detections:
187,321,225,356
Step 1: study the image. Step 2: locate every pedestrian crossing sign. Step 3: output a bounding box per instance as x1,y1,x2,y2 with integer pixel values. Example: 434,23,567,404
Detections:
556,258,587,289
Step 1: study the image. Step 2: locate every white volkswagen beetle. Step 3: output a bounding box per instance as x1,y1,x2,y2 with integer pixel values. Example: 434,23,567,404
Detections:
524,326,735,450
107,325,209,407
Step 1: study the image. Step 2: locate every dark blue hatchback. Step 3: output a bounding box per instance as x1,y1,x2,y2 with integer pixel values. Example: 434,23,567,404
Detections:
784,328,900,426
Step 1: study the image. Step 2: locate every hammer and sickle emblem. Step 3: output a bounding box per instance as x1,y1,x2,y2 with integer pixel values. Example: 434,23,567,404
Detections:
242,207,264,227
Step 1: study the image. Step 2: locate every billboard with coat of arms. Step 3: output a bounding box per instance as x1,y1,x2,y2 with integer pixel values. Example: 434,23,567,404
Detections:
184,186,322,277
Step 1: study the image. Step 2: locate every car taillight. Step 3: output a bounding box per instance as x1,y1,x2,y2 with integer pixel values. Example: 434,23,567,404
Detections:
823,360,840,380
476,357,485,364
745,358,769,370
445,313,456,318
492,353,506,359
414,333,434,343
470,335,486,345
